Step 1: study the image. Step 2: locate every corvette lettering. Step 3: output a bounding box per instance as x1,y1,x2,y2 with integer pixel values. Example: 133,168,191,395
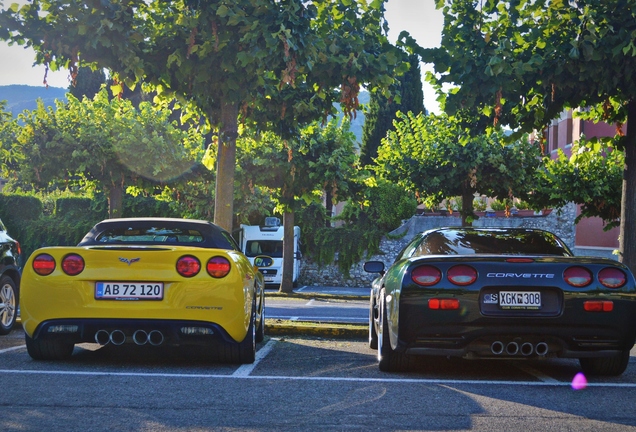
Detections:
486,273,554,279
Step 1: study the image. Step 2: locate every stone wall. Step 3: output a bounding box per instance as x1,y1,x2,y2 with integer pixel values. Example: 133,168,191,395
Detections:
299,203,579,288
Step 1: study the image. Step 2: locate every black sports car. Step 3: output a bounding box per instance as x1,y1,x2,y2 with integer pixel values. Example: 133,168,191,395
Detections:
364,227,636,376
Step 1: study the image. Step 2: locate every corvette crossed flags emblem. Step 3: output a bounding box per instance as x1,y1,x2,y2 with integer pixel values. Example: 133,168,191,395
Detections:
119,257,141,265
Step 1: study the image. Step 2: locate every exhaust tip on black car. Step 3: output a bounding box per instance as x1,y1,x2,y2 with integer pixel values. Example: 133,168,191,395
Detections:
520,342,534,356
535,342,549,356
505,342,519,355
491,341,505,355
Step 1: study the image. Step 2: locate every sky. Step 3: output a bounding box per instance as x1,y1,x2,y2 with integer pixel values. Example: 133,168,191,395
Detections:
0,0,444,113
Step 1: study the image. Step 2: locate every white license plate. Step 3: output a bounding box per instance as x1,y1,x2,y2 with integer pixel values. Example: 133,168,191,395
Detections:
499,291,541,309
95,282,164,300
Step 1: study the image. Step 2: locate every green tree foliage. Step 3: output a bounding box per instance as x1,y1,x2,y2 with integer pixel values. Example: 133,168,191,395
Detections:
375,112,541,225
0,101,20,173
4,90,206,217
68,66,106,100
528,138,623,229
236,118,358,210
420,0,636,269
317,177,417,275
361,54,425,166
233,118,359,291
340,177,417,233
0,0,406,232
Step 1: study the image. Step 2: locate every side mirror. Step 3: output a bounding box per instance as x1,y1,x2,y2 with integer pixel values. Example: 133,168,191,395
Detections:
364,261,385,274
254,255,274,268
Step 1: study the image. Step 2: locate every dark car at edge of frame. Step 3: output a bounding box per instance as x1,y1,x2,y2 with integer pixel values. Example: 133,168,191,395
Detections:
0,218,21,335
365,227,636,376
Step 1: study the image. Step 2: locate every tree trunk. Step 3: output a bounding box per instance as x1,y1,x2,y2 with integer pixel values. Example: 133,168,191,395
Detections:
280,210,295,293
325,189,333,227
213,101,239,232
619,99,636,273
107,185,123,219
460,188,474,227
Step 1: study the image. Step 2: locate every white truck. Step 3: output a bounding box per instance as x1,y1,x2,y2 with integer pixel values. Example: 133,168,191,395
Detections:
237,218,301,288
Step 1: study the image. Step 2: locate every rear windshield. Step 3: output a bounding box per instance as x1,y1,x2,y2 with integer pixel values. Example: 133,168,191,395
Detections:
414,230,572,256
95,227,204,244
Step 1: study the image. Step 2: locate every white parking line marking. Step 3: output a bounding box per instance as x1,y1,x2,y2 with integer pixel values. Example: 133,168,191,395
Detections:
0,369,634,387
0,345,24,354
305,299,315,306
232,339,277,377
515,364,560,383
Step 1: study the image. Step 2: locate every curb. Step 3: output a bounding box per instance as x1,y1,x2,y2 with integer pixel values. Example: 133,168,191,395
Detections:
265,322,366,338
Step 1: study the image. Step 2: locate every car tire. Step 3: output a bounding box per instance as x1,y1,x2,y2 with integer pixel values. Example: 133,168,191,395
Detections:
220,304,256,364
369,296,378,350
579,349,631,376
377,289,412,372
255,304,265,343
25,334,74,360
0,276,18,335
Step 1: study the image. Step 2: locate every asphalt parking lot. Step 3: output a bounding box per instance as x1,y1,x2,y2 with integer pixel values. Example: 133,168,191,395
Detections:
1,327,636,431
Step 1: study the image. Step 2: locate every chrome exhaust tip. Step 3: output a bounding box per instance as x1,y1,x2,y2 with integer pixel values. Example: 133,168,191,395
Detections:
109,330,126,346
520,342,534,356
505,342,519,356
491,341,504,355
95,330,110,346
148,330,164,346
535,342,549,356
133,330,148,346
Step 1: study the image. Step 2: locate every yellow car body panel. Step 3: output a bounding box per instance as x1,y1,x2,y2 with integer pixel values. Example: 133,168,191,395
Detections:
21,246,257,342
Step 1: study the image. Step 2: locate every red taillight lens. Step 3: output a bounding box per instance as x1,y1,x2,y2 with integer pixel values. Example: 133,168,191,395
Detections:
584,300,614,312
598,268,626,289
411,265,441,286
428,298,460,310
176,256,201,277
564,266,592,287
447,265,477,286
62,254,85,276
16,241,22,257
207,256,231,278
33,254,56,276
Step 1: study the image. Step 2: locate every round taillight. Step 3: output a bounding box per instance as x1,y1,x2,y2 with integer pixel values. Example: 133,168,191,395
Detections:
176,256,201,278
447,265,477,286
411,265,441,286
62,254,85,276
33,254,56,276
598,267,626,289
563,266,592,287
207,256,231,278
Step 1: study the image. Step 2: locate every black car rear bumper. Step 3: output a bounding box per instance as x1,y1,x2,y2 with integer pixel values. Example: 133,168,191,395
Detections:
397,296,636,359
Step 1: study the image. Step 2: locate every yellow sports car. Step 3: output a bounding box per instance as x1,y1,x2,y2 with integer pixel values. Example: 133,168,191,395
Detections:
20,218,264,363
